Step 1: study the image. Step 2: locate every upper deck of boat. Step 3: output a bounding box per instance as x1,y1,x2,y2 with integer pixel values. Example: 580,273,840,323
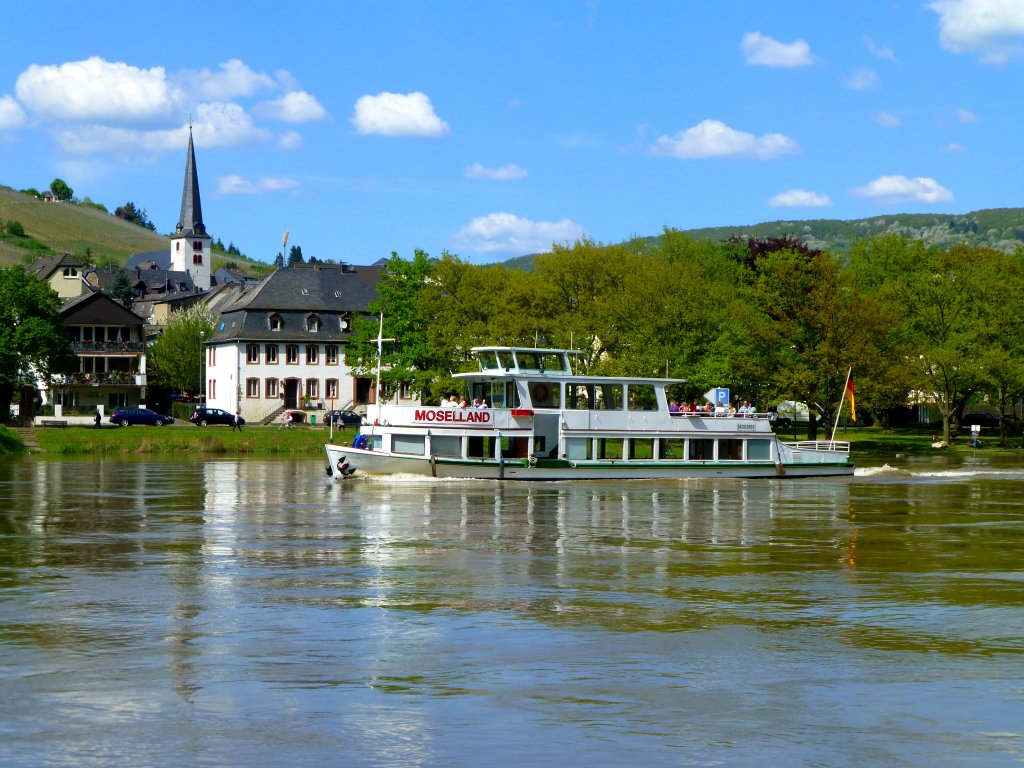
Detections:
459,346,687,385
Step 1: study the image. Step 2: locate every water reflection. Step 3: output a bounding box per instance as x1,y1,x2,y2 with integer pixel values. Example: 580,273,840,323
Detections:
1,458,1022,766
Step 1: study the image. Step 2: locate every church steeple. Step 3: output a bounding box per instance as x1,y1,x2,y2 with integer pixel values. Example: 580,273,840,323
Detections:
176,127,206,237
170,127,211,291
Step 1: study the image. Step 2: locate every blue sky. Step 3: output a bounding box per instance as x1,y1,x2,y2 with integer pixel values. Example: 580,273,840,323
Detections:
2,1,1023,265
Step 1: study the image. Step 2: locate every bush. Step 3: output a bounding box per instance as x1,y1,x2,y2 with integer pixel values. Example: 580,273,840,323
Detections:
5,220,25,237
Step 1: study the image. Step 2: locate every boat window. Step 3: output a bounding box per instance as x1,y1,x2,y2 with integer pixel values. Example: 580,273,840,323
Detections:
529,380,560,408
393,434,425,455
541,353,567,372
627,384,657,411
497,351,515,371
565,438,591,460
477,351,499,371
659,439,685,460
430,436,462,457
689,439,715,461
566,383,594,409
747,439,772,461
595,384,623,410
628,438,654,460
596,438,623,460
719,439,743,460
516,352,543,371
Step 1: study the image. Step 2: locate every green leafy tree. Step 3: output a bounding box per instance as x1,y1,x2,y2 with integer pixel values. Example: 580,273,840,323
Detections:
111,270,135,310
49,178,73,202
346,250,438,399
273,252,285,268
4,220,25,237
146,305,215,397
114,202,156,230
288,245,304,265
0,266,78,421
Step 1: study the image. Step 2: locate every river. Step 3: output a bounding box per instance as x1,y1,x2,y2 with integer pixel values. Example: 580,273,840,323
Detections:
1,454,1022,767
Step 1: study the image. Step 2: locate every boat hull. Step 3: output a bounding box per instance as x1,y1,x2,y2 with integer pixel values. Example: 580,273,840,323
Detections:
325,443,853,480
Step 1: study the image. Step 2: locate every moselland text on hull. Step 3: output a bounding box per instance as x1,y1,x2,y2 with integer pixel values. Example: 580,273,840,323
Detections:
325,346,853,481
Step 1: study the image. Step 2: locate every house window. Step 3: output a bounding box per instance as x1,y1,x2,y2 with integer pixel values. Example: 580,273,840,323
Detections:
399,381,412,400
208,347,216,366
306,315,320,332
193,241,203,251
63,267,78,278
286,345,299,364
326,345,338,365
269,314,283,331
209,379,216,400
175,242,180,251
305,345,318,365
193,253,203,265
265,345,278,364
246,344,260,364
326,379,339,400
305,379,319,399
246,378,260,398
265,378,279,398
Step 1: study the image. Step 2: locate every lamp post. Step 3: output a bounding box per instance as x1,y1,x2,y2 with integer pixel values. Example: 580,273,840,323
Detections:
200,330,205,405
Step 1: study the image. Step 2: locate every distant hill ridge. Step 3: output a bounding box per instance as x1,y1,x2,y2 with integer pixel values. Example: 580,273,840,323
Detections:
5,184,1023,271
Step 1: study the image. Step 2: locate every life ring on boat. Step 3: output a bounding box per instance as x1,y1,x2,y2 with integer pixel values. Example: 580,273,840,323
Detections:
531,383,550,403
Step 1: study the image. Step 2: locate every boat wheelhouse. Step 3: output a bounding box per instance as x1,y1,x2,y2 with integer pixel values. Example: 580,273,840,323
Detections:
325,346,853,480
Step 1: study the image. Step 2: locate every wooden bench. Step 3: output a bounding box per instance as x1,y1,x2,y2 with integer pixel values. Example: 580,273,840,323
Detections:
40,420,68,428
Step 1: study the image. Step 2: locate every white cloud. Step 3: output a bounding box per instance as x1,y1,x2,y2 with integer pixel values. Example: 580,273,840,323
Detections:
176,59,275,100
865,37,899,63
740,32,813,67
464,162,527,180
843,68,879,90
255,91,328,122
768,189,832,208
16,57,176,123
957,107,979,123
0,95,26,129
930,0,1024,63
351,91,449,137
217,175,298,195
939,143,966,152
279,130,303,150
451,212,584,254
649,119,799,160
852,175,953,204
877,111,901,128
55,102,270,155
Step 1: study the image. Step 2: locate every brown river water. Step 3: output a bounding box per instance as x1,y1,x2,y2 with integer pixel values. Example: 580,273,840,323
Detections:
1,454,1022,767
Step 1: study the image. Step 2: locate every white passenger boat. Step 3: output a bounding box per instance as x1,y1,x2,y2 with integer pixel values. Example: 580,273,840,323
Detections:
325,346,853,480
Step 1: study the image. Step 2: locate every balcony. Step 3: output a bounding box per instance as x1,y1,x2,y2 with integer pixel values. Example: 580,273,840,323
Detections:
69,341,144,353
62,372,144,386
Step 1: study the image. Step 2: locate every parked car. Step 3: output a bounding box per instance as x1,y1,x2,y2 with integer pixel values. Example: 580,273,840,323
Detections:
960,412,1000,428
324,409,364,427
190,406,243,427
109,407,175,427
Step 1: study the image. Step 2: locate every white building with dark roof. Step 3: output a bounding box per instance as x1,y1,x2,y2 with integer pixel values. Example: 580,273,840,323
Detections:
205,261,410,424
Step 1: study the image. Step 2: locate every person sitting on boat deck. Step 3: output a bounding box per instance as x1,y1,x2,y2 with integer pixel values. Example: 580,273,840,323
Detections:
728,402,737,415
458,397,468,408
353,433,368,450
472,398,480,408
478,398,489,409
738,399,754,416
668,400,680,413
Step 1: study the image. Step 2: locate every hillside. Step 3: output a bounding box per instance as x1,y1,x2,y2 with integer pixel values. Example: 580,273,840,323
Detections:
503,207,1024,270
0,186,269,275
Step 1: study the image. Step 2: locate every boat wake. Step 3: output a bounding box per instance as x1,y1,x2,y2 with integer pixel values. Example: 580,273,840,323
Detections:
856,463,1024,482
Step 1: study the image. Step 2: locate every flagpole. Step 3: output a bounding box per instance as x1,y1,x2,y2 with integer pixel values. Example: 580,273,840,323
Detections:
832,367,853,444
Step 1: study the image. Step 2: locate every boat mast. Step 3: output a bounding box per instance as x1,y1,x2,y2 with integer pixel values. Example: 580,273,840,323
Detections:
375,313,397,422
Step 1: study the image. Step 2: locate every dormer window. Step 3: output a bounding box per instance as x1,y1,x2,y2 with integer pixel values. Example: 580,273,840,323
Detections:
62,267,78,278
269,313,283,331
306,314,320,332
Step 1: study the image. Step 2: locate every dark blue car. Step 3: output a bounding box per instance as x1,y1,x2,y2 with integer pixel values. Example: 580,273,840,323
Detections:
109,407,175,427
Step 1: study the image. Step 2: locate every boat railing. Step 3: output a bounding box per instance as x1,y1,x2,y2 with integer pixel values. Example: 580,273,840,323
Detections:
785,440,851,453
669,411,771,419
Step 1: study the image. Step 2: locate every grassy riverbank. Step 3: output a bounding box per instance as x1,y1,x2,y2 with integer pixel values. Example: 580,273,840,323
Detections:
24,424,356,456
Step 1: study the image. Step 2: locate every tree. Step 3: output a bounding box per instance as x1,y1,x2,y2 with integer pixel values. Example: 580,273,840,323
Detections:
4,220,25,237
49,178,73,202
110,270,135,310
114,202,156,231
288,245,304,265
273,252,285,268
0,266,78,422
146,305,215,397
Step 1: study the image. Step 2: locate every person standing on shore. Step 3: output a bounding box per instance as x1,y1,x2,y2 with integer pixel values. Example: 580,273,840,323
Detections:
233,411,243,431
94,408,101,429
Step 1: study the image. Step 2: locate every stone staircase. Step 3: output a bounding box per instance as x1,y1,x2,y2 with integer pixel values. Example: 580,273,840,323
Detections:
11,427,40,452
